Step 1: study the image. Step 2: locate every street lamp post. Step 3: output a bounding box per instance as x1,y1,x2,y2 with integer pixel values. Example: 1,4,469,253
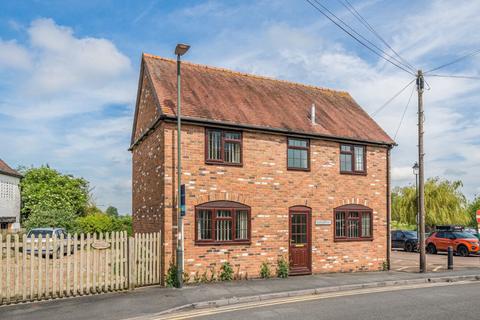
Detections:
412,162,419,233
175,43,190,288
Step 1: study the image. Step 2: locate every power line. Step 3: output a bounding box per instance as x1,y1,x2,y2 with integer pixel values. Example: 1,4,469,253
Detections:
425,48,480,74
305,0,415,75
337,0,415,71
370,79,416,117
393,84,415,140
309,0,415,73
427,74,480,80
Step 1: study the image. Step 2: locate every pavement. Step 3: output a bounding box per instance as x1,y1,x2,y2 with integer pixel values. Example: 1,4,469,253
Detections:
391,249,480,272
2,269,480,320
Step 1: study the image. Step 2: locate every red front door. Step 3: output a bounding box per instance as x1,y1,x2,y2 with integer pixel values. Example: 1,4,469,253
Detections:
289,208,311,275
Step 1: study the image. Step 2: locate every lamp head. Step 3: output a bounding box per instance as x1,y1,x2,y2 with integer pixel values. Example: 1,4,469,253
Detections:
412,162,419,175
175,43,190,56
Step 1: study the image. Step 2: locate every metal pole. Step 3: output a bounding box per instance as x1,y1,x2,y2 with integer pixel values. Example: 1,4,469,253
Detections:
415,172,419,233
417,69,426,273
176,54,184,288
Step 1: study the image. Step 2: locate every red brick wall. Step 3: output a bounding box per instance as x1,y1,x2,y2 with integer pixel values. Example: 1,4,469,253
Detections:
150,122,389,280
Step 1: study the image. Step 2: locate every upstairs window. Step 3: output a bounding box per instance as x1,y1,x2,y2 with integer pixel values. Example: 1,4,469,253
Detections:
334,204,372,241
287,138,310,171
195,201,251,245
340,144,366,174
205,129,242,165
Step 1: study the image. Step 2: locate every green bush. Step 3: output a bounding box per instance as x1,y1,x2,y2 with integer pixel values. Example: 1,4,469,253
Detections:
220,262,234,281
260,262,271,279
166,261,179,288
276,257,289,278
75,213,132,235
24,208,78,232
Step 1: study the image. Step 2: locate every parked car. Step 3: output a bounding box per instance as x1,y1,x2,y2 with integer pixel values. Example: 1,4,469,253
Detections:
25,228,74,256
391,230,418,252
464,228,480,240
426,227,479,257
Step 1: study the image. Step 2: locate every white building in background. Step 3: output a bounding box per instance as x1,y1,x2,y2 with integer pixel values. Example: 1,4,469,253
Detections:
0,159,22,231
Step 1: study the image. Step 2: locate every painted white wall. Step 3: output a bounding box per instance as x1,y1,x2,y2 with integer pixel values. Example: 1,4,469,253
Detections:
0,173,21,228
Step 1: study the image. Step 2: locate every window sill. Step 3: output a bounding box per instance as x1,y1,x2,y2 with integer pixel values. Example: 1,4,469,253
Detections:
205,161,243,167
340,171,367,176
195,240,251,246
287,167,310,172
334,238,373,242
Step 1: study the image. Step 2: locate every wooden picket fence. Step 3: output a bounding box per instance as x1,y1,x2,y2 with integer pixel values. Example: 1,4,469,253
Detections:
0,231,161,305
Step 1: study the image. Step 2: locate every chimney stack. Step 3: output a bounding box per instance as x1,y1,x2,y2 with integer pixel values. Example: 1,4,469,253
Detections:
311,103,316,125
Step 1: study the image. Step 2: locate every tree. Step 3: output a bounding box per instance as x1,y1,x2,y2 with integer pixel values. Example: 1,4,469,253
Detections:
20,166,89,220
105,206,119,217
392,178,469,227
467,195,480,227
24,208,78,232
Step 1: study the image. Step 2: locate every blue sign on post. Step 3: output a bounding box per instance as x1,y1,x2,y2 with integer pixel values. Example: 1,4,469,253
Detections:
180,184,186,216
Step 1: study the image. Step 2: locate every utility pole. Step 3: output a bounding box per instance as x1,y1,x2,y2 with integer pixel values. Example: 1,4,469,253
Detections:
416,69,426,273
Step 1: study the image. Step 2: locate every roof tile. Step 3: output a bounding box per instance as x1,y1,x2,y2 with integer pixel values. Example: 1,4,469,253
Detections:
143,54,394,145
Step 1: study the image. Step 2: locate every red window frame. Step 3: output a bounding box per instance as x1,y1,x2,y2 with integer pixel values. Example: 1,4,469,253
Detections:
340,144,366,175
287,137,310,171
334,204,373,241
195,201,251,245
205,128,243,166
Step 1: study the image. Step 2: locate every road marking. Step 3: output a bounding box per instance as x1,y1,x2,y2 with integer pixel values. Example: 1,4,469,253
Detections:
146,281,477,320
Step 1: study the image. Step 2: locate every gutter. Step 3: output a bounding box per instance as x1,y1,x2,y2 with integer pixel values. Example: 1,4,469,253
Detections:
129,115,397,151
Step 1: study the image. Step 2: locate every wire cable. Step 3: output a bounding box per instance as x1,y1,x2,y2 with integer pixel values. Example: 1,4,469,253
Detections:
305,0,415,75
425,48,480,74
393,84,415,140
427,74,480,80
310,0,415,74
337,0,415,72
370,79,416,117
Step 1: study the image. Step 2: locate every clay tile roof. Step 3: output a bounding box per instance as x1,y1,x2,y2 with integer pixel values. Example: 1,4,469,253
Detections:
142,53,394,145
0,159,22,178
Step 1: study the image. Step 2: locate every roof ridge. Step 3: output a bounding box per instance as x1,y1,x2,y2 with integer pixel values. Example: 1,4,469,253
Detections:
142,53,350,96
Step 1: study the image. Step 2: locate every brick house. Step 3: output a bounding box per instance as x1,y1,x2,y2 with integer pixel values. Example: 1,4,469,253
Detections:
0,159,22,231
130,53,395,280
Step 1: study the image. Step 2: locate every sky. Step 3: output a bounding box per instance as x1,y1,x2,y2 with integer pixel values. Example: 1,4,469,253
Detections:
0,0,479,214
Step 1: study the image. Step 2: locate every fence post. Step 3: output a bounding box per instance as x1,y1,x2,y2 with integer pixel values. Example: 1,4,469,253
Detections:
128,236,135,290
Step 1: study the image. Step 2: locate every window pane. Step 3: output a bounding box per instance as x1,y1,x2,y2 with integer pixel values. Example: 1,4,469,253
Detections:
341,145,352,152
208,131,221,160
236,210,248,240
347,212,359,238
354,146,364,171
335,212,345,237
289,139,307,148
217,210,231,218
288,149,307,169
340,154,352,171
224,142,241,163
216,220,232,241
197,210,212,240
225,132,241,140
361,212,371,237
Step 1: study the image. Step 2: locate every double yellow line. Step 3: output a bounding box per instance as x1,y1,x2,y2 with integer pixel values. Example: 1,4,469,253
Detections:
145,281,475,320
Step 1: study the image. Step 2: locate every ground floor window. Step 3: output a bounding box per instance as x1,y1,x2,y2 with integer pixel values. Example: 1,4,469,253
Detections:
195,201,250,245
334,204,372,241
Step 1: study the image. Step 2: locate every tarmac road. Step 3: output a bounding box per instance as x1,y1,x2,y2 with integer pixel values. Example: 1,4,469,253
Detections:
155,281,480,320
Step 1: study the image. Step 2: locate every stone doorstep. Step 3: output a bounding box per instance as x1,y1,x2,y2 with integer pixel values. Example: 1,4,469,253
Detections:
134,274,480,319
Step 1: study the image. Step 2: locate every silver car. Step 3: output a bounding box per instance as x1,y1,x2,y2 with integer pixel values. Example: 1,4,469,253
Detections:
25,228,74,256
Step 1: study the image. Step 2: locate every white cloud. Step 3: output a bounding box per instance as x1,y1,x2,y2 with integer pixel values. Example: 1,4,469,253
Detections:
0,18,135,213
0,39,31,70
